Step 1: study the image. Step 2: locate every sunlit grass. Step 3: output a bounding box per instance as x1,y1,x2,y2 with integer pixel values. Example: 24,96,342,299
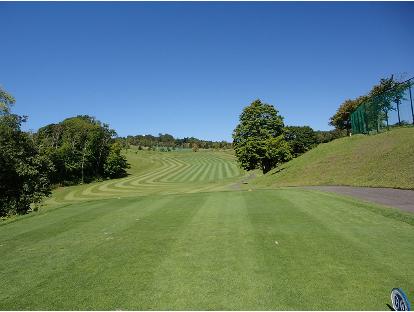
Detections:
252,127,414,189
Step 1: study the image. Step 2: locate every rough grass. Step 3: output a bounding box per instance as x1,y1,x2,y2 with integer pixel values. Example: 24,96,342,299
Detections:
1,189,413,310
252,127,414,189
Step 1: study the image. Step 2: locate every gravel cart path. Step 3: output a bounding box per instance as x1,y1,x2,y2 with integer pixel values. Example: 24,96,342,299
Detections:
303,186,414,213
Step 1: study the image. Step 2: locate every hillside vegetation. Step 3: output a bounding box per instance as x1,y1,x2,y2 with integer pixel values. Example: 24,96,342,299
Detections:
252,127,414,189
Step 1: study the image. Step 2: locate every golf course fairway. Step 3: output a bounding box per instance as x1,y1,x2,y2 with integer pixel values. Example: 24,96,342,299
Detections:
1,151,413,310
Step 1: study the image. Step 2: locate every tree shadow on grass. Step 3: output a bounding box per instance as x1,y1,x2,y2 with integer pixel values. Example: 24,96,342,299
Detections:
271,167,286,175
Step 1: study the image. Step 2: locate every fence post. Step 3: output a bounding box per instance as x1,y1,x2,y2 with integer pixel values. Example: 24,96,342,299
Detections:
396,99,401,126
409,81,414,125
363,103,369,134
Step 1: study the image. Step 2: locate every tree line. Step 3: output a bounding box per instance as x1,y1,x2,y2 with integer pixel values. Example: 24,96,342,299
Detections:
0,87,129,217
329,75,413,135
117,126,341,155
116,134,233,150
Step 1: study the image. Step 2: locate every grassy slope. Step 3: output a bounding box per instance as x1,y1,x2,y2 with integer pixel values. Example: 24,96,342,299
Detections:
1,189,413,310
252,127,414,189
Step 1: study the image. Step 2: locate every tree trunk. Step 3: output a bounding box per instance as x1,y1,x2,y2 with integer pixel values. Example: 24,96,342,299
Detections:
81,144,87,184
385,111,389,130
396,99,401,125
261,159,272,174
97,136,110,173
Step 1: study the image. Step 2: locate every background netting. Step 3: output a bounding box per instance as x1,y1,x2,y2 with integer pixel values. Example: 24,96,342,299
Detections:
351,78,414,134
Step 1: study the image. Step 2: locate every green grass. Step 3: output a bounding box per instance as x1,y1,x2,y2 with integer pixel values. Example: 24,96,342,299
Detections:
1,189,413,310
1,148,414,310
44,149,246,208
252,127,414,189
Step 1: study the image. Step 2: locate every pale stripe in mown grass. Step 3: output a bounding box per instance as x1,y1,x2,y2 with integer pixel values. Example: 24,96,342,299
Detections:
176,160,203,183
162,156,193,182
152,157,186,183
189,160,208,182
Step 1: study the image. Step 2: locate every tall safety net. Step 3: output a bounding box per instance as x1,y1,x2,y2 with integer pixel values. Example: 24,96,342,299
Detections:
351,78,414,134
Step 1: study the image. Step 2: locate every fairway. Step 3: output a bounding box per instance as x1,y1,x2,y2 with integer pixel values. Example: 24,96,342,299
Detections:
1,151,414,310
45,150,246,206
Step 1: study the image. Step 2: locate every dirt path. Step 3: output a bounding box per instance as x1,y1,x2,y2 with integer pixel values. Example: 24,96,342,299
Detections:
302,186,414,213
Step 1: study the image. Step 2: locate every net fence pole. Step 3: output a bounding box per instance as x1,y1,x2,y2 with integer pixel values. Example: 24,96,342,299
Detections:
409,80,414,125
363,103,369,134
396,99,401,126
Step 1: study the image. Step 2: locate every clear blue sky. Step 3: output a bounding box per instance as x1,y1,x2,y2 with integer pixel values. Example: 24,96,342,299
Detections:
2,2,413,141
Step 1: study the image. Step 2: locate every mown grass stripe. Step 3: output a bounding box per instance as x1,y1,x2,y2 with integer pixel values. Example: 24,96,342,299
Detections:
199,157,214,182
177,162,202,182
45,151,245,207
189,159,209,182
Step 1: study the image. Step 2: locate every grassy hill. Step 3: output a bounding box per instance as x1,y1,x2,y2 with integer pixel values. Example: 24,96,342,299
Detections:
252,127,414,189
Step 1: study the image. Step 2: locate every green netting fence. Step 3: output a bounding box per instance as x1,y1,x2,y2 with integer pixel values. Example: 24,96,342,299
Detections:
351,77,414,134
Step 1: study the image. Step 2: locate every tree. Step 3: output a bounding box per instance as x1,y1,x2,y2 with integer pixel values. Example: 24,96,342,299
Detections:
368,76,412,128
329,98,361,135
233,99,292,174
284,126,317,157
0,87,53,217
192,143,199,152
314,129,346,144
0,87,16,114
104,142,130,178
35,115,128,185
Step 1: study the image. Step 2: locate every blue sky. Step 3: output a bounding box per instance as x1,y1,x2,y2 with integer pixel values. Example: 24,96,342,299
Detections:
1,2,414,141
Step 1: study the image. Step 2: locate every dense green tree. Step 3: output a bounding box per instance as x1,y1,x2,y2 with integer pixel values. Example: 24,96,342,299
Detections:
314,129,347,144
233,99,292,174
0,88,53,217
104,142,130,178
36,115,128,184
284,126,317,157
